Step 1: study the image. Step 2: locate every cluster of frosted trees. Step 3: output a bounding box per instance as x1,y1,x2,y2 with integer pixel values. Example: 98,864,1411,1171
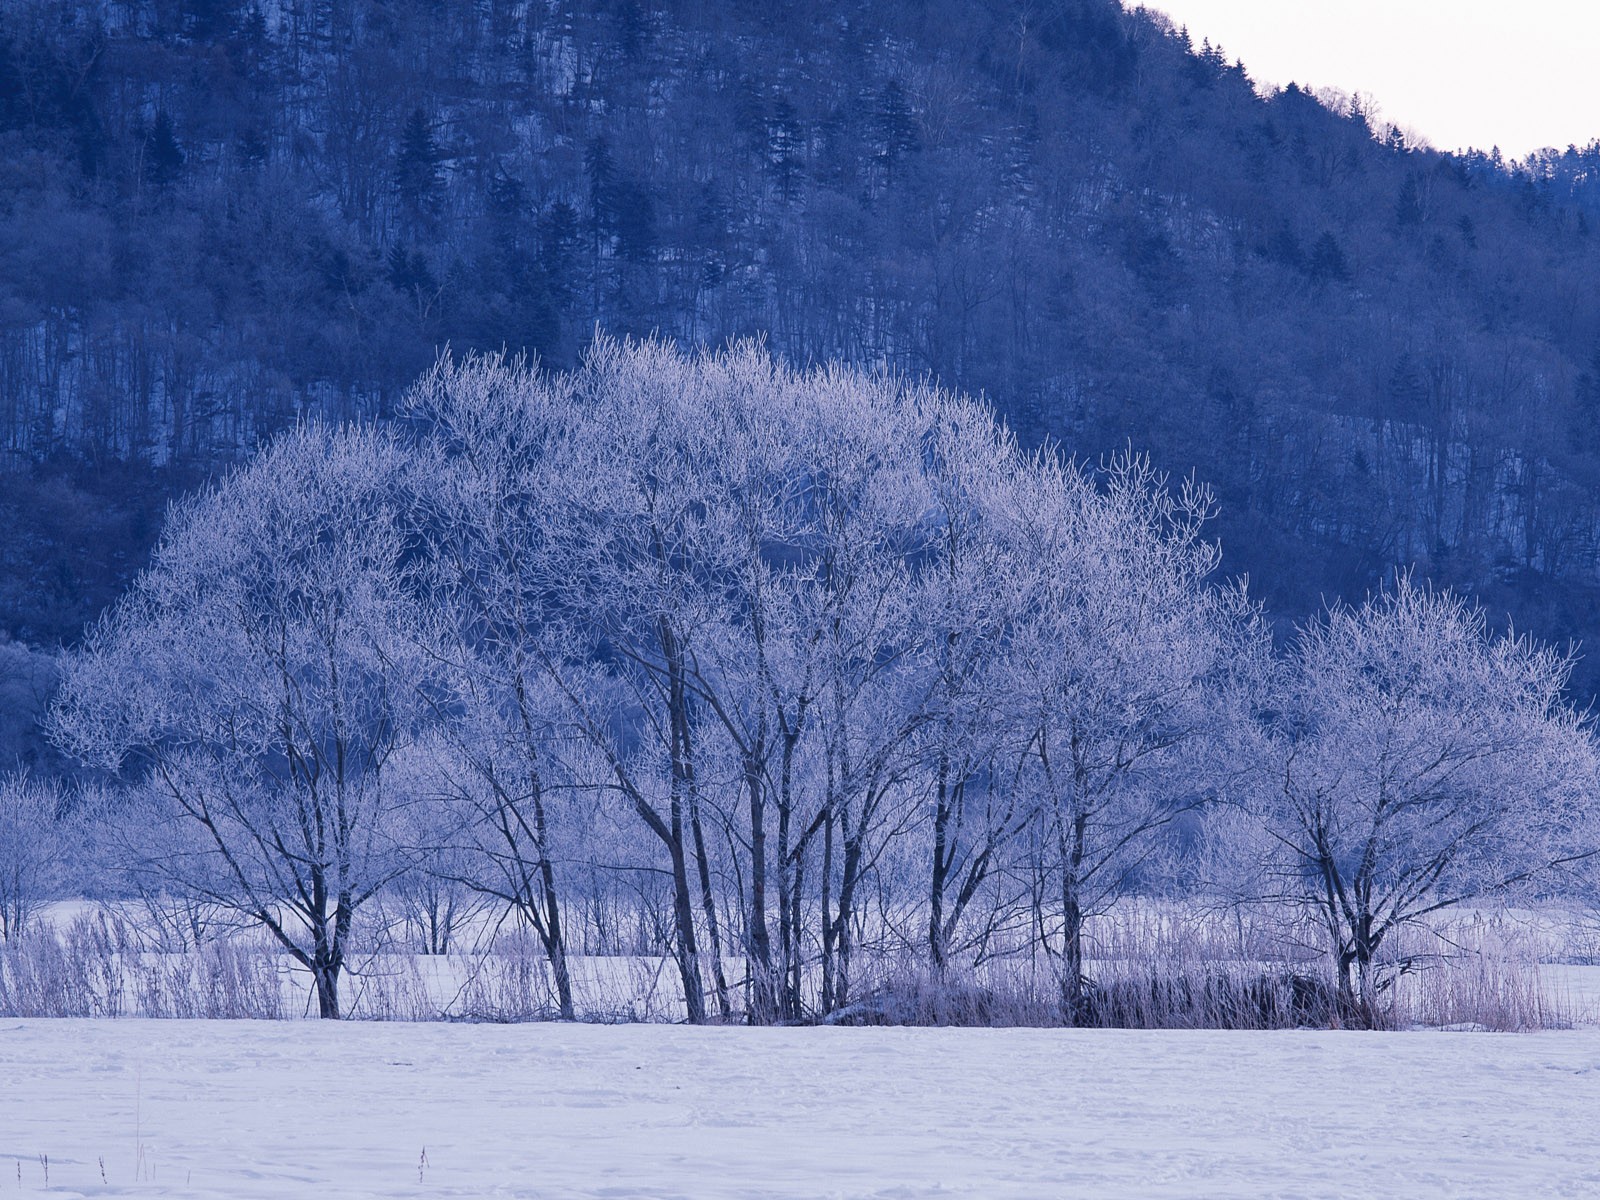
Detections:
46,340,1600,1021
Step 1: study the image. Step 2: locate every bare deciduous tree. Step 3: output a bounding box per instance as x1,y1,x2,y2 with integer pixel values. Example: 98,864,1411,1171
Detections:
0,773,71,940
1258,579,1598,1022
1001,453,1256,1020
52,426,444,1017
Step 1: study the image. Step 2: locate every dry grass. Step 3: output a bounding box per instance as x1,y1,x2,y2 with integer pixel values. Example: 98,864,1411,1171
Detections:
0,913,283,1018
837,905,1583,1031
0,900,1588,1029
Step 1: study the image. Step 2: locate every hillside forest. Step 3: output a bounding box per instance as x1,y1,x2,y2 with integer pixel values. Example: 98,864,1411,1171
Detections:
6,0,1600,723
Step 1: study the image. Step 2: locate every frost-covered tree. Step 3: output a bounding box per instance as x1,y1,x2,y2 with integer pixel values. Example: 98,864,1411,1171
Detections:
46,334,1433,1026
635,349,827,1022
912,412,1039,974
400,339,1268,1022
375,739,495,958
1260,579,1598,1022
52,426,445,1017
1000,453,1258,1020
407,353,589,1018
0,773,72,940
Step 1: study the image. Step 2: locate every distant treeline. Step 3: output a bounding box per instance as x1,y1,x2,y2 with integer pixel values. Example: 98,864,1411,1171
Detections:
6,0,1600,692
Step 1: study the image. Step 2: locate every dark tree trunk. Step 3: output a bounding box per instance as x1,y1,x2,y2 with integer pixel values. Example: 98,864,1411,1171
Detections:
667,814,707,1024
661,622,708,1024
531,786,577,1021
820,785,837,1013
745,753,778,1024
929,750,954,972
313,958,341,1019
1057,808,1089,1026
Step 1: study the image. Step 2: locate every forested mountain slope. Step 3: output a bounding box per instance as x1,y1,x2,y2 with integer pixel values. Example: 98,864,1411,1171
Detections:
6,0,1600,690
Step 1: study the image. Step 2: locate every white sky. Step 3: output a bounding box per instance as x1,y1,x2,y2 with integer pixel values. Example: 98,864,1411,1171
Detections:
1145,1,1600,158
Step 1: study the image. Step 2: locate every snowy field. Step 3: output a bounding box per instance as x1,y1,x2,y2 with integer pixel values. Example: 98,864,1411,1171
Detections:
4,1021,1600,1198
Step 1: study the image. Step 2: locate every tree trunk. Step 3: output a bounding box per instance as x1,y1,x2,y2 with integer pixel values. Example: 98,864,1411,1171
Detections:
820,789,837,1014
929,750,954,972
1058,809,1089,1026
662,622,713,1023
531,789,577,1021
513,667,577,1021
1335,911,1384,1029
745,753,778,1024
667,822,707,1024
1059,889,1086,1026
308,861,344,1019
688,791,731,1020
314,959,341,1019
311,908,343,1020
776,726,804,1021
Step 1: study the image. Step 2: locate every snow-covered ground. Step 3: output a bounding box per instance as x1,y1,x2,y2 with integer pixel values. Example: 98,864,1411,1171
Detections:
4,1020,1600,1198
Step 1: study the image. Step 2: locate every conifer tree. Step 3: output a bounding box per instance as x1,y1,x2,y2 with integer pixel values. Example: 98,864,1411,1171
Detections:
144,110,184,190
395,107,444,234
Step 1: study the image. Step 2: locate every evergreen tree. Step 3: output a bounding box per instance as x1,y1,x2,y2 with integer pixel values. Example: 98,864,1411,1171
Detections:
1570,349,1600,456
183,0,240,43
395,108,444,233
874,80,920,183
1307,232,1349,284
615,0,649,59
227,5,271,82
1396,174,1424,227
487,167,526,228
388,243,439,315
539,200,582,309
767,96,804,203
144,110,185,190
584,136,616,234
